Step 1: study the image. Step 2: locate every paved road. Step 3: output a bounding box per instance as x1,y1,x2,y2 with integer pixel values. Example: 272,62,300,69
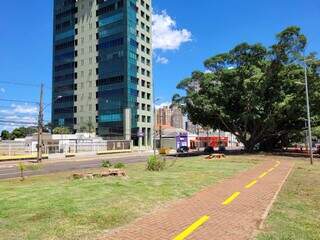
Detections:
0,152,154,180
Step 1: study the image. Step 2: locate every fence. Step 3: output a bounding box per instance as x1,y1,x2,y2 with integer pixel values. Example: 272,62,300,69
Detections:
0,140,132,156
0,141,32,156
66,140,132,153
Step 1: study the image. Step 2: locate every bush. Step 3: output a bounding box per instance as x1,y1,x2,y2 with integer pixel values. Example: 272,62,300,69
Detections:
114,162,125,169
146,155,166,171
18,162,26,181
101,160,112,168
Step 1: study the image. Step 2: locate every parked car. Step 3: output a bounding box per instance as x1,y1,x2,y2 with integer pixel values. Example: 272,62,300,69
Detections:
316,145,320,154
204,146,214,154
177,146,189,153
218,145,226,152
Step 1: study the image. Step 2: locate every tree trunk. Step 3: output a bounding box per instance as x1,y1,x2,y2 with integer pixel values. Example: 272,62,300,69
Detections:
20,169,24,181
259,136,282,152
243,141,256,153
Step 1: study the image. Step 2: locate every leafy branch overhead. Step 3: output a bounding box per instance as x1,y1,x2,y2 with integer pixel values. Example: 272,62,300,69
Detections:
173,26,320,151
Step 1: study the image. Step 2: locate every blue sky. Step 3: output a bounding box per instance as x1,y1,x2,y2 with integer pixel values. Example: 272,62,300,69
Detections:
0,0,319,130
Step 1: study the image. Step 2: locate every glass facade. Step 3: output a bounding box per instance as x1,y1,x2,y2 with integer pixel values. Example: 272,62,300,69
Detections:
52,0,153,144
96,0,138,138
52,0,77,129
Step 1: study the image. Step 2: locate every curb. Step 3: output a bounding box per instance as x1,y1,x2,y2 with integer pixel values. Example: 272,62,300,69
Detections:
251,161,295,239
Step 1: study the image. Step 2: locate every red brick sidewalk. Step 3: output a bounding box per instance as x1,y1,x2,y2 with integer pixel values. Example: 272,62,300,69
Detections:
101,160,294,240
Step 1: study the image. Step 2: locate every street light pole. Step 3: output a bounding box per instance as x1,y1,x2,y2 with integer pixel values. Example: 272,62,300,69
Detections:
159,109,162,150
304,62,314,165
37,84,44,163
37,92,62,163
153,98,160,157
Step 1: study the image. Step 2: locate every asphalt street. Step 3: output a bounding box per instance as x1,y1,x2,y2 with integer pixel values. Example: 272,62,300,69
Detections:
0,153,155,180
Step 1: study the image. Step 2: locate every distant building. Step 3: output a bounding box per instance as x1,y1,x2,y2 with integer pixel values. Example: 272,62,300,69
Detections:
184,120,198,134
156,106,172,128
171,106,184,129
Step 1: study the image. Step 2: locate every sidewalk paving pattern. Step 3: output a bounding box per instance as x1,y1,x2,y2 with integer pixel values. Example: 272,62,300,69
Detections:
102,159,294,240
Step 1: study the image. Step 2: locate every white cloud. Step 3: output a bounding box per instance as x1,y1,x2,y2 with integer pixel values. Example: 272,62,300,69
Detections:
0,104,38,132
0,104,38,115
155,101,171,109
156,56,169,64
0,88,5,93
152,11,192,51
4,115,37,122
11,104,38,114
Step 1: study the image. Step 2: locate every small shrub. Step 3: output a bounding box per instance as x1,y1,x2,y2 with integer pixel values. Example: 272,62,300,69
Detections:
101,160,112,168
18,162,26,181
114,162,125,169
72,173,83,180
146,155,166,171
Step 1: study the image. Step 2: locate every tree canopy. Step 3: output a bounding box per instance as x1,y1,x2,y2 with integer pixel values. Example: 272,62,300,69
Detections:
313,126,320,139
173,26,320,151
0,127,37,140
53,127,71,135
1,130,10,140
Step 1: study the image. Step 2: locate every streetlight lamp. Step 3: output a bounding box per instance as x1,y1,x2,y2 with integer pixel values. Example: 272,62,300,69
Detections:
291,57,314,165
303,59,314,165
37,92,62,163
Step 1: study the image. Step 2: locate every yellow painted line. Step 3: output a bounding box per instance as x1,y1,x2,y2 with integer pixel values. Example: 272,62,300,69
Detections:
222,192,241,205
258,171,269,179
268,167,275,173
173,215,209,240
274,161,281,167
245,180,258,189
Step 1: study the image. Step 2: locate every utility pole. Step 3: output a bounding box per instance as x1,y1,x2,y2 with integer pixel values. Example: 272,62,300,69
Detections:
304,63,314,165
197,125,200,151
159,109,162,149
153,107,157,156
37,84,44,163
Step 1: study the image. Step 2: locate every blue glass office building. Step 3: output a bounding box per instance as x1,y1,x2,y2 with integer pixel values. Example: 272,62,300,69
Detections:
52,0,153,147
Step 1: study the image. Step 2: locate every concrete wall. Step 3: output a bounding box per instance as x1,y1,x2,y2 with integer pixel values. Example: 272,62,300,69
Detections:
74,0,99,132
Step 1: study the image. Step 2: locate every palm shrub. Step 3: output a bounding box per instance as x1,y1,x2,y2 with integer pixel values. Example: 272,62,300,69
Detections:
146,155,166,171
101,160,112,168
114,162,125,169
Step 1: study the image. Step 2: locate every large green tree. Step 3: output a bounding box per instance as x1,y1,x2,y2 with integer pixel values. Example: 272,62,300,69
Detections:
11,128,26,139
173,26,320,151
1,130,10,140
313,126,320,139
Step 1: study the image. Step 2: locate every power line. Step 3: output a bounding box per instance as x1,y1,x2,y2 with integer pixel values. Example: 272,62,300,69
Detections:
0,81,51,89
0,105,40,112
0,98,40,105
0,120,37,125
0,118,50,123
0,123,36,126
0,98,51,106
0,105,14,109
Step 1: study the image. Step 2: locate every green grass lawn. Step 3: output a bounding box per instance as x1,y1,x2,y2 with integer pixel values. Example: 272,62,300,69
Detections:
256,161,320,240
0,156,258,240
